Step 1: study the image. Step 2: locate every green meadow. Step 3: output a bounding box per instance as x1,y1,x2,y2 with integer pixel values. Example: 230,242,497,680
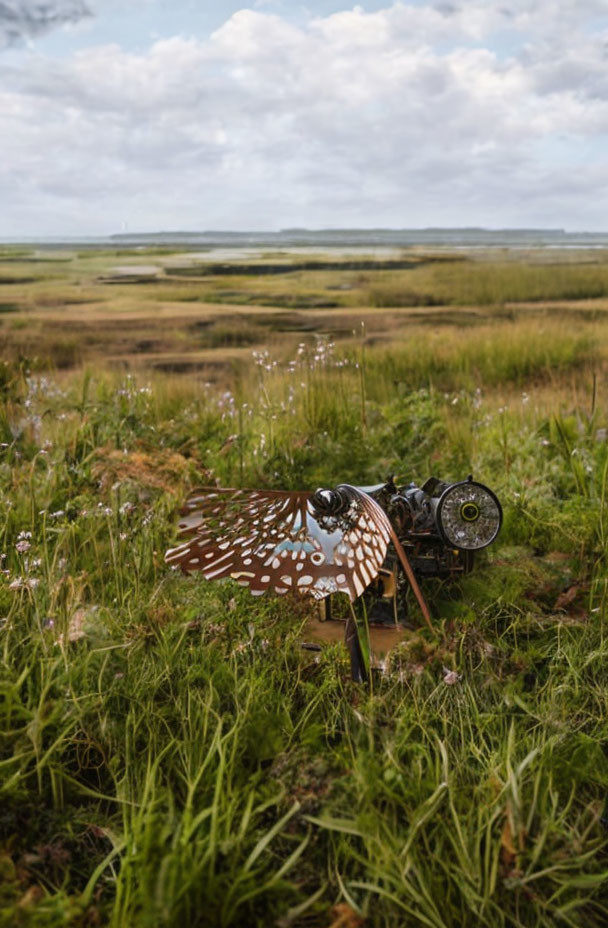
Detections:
1,244,608,926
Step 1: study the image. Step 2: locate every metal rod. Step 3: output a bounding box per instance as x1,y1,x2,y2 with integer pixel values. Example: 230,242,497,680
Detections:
388,526,435,633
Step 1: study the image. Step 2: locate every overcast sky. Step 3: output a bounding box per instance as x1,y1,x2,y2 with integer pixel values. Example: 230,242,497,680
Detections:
1,0,607,236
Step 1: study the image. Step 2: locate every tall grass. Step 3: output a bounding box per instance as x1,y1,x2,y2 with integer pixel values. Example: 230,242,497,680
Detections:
1,310,608,924
367,259,608,307
364,321,597,392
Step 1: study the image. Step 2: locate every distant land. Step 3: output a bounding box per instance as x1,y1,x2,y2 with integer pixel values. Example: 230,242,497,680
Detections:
4,228,608,248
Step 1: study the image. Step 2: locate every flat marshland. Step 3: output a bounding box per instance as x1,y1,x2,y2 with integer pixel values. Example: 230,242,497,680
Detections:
1,243,608,926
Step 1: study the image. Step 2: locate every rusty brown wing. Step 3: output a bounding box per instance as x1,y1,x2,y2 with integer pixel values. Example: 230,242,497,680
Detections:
164,486,392,601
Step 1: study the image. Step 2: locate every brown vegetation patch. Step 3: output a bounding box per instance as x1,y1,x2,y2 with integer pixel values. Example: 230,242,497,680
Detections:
92,446,201,492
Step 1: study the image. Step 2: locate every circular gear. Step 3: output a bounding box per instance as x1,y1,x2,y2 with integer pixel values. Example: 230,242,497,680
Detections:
436,480,502,550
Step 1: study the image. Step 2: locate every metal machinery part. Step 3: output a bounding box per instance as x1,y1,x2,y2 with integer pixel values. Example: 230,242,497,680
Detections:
317,476,502,658
320,474,500,584
384,475,501,575
166,475,502,682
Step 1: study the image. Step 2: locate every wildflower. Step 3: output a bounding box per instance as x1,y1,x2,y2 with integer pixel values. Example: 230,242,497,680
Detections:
16,540,31,554
206,622,225,635
9,577,40,590
443,667,461,685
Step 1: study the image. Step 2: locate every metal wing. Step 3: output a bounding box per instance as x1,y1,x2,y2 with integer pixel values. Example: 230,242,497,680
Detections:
164,486,391,601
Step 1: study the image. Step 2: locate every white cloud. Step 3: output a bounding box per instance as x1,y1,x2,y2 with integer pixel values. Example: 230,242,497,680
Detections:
1,1,608,235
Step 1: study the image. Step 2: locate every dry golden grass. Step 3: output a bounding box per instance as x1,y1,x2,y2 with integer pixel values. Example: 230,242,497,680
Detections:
1,244,608,391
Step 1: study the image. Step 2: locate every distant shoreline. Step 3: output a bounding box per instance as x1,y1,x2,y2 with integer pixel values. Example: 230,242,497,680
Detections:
3,228,608,248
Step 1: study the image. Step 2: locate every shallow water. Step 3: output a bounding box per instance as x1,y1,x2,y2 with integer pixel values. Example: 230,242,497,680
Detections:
110,265,161,276
302,615,407,657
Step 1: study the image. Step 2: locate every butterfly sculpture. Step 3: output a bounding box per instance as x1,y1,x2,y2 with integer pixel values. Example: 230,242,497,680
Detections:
166,477,502,680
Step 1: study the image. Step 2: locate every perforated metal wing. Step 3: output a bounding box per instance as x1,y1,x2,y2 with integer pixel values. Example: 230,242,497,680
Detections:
164,485,392,601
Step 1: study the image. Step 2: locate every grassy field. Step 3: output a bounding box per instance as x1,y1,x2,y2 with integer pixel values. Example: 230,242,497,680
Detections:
1,244,608,926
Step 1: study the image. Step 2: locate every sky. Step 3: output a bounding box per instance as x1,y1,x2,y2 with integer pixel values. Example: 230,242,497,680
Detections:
1,0,608,236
